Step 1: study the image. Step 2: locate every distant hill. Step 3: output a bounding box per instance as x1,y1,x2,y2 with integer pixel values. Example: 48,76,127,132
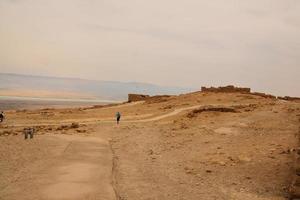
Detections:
0,73,193,101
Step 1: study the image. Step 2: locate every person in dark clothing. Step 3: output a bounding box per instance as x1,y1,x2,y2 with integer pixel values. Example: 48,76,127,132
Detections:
0,111,4,123
116,112,121,124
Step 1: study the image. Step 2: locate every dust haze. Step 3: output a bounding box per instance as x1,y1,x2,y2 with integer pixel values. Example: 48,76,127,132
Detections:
0,0,300,96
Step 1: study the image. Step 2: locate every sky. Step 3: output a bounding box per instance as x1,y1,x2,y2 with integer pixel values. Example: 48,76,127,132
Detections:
0,0,299,96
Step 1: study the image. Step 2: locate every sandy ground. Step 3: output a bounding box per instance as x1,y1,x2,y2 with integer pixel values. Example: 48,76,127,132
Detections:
0,92,299,200
0,131,115,200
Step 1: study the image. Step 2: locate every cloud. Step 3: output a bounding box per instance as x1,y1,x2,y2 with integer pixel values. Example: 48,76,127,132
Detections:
0,0,299,96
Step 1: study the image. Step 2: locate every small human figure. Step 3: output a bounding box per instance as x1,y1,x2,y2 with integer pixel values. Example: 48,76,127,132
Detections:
0,111,4,123
24,128,35,139
116,112,121,125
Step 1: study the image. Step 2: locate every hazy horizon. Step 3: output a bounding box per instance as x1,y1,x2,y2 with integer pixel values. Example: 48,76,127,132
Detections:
1,0,299,96
0,72,193,88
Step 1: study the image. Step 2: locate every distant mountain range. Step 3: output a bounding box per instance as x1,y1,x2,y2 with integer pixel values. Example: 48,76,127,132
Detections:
0,73,194,101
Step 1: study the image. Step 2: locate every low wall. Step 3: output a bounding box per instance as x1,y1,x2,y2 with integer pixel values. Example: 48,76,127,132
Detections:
278,96,300,101
200,85,294,100
251,92,276,99
128,94,150,102
201,85,251,93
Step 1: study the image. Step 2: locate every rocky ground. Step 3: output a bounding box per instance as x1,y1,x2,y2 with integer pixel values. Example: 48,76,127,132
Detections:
0,91,299,200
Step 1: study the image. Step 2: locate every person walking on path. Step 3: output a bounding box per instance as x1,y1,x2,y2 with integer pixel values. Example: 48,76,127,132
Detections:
116,112,121,124
0,111,4,123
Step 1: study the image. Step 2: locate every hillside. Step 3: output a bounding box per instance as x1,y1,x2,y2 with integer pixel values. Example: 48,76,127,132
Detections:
0,89,299,200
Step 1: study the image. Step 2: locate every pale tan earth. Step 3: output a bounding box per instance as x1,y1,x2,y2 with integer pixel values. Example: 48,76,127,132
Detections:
0,91,300,200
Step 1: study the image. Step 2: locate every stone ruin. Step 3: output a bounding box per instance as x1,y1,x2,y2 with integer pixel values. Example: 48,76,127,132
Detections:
251,92,276,99
201,85,251,93
278,96,300,101
128,94,150,102
201,85,300,101
128,86,299,102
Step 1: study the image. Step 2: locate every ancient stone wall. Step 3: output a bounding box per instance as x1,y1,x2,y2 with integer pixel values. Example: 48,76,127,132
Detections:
200,85,284,99
129,87,299,103
251,92,277,99
278,96,300,101
128,94,150,102
201,85,251,93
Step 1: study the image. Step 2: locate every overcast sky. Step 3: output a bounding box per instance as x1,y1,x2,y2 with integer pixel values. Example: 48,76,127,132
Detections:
0,0,299,96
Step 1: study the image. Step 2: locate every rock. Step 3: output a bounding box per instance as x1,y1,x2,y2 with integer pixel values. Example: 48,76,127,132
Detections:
163,105,173,110
238,155,252,162
280,150,290,154
150,155,156,160
180,123,188,129
76,129,87,133
148,149,154,155
228,156,235,161
293,177,300,187
296,168,300,176
71,122,79,129
268,155,276,159
218,161,226,166
290,186,300,199
289,148,296,153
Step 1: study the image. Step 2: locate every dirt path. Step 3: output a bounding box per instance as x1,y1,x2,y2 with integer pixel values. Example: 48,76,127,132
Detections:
1,134,116,200
11,103,244,127
135,105,203,122
10,104,205,127
2,103,204,200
